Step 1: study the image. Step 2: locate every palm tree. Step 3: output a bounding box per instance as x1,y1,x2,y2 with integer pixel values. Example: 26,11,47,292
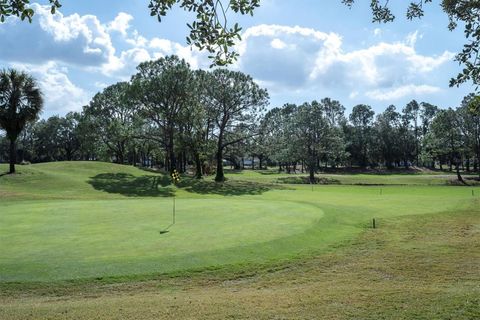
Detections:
0,69,43,174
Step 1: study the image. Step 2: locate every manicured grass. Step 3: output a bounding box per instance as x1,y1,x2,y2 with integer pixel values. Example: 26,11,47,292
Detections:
0,162,478,283
0,198,323,281
0,162,479,319
1,206,478,319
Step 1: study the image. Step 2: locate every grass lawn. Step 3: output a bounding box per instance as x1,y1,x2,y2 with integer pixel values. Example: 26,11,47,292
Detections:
0,162,479,319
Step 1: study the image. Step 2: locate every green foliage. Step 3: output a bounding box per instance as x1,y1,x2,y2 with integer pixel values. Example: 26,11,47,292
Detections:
131,56,196,171
147,0,260,66
202,68,269,181
0,69,43,173
83,82,139,164
0,0,60,23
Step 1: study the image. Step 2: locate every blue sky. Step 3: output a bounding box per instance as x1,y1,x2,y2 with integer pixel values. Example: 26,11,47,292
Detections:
0,0,473,118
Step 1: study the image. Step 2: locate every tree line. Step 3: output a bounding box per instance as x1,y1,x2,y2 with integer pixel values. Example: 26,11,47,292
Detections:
1,55,480,183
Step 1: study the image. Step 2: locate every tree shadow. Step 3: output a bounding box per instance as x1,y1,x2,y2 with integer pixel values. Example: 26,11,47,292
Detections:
88,173,174,197
258,170,284,175
179,178,285,196
223,169,244,175
277,176,341,185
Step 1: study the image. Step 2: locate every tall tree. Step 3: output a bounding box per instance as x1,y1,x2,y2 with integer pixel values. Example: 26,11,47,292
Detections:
458,94,480,176
374,105,401,169
84,82,138,164
204,69,268,182
294,101,330,183
0,69,43,173
430,108,466,182
403,100,421,166
349,104,375,167
131,56,195,172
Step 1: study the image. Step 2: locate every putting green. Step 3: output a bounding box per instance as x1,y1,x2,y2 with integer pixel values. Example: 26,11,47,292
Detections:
0,198,323,282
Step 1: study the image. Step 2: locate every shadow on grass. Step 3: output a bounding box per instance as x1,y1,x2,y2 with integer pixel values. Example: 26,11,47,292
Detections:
258,170,284,175
277,176,341,185
88,173,174,197
222,169,245,175
179,178,285,196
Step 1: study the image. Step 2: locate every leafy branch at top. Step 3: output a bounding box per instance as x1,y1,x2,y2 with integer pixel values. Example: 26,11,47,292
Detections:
148,0,260,67
0,0,61,23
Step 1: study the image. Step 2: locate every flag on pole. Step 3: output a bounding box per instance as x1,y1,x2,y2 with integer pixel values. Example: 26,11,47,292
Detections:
171,169,180,184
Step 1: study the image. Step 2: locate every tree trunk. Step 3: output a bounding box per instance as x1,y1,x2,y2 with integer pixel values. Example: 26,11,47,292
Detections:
194,152,202,179
9,138,16,174
456,161,467,185
117,153,124,165
309,165,315,184
215,149,224,182
215,131,225,182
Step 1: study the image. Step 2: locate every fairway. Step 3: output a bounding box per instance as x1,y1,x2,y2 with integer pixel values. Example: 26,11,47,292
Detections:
0,162,477,284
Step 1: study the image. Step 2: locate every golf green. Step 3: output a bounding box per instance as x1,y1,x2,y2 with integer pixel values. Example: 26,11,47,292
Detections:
0,198,323,282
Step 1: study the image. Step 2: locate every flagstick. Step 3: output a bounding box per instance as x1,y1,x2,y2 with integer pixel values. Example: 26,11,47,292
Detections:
173,196,176,225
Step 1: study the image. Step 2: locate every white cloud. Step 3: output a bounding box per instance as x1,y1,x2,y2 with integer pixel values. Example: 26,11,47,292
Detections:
271,38,287,49
0,3,208,78
365,84,441,101
0,3,115,68
235,24,453,102
106,12,133,36
11,62,90,114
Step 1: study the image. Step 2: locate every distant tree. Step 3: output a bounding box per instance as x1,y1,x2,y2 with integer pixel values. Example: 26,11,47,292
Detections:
294,101,330,183
458,94,480,175
430,108,466,182
420,102,439,136
0,69,43,173
75,111,101,161
403,100,421,165
34,116,63,161
57,112,81,161
374,105,401,169
203,69,268,182
321,98,348,168
348,104,375,167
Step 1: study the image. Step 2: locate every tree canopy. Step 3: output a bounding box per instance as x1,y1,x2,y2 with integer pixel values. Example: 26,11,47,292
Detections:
0,69,43,173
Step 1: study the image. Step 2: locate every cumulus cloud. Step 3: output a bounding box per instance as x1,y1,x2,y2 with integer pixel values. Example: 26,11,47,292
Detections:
0,5,458,114
0,3,115,67
106,12,133,36
235,24,454,101
0,3,207,77
365,85,441,101
11,61,90,114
